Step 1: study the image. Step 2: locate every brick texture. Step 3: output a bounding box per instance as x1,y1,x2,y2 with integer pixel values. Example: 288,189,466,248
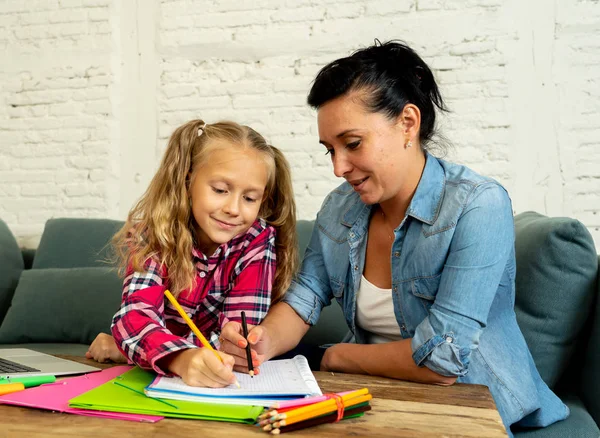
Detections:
0,0,598,250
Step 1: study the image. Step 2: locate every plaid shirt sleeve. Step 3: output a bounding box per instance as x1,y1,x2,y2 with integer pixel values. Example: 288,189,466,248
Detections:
219,225,276,329
110,258,197,374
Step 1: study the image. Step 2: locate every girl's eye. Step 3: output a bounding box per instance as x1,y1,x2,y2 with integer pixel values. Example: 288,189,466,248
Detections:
324,148,334,156
346,140,361,149
212,187,226,194
244,196,258,203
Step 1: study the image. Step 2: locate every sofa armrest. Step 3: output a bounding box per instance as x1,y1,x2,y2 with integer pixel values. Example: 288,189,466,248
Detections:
581,256,600,425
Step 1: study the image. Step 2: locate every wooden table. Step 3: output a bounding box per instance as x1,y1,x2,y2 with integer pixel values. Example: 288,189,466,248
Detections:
0,356,507,437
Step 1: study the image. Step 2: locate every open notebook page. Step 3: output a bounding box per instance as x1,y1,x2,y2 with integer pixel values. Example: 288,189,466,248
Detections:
146,355,322,398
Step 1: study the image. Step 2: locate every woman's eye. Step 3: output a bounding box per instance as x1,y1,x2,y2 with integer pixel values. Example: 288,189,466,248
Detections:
324,148,334,156
346,140,361,149
244,196,258,203
212,187,226,194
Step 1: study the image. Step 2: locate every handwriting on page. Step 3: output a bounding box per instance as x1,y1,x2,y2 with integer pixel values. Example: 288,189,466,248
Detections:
151,357,319,397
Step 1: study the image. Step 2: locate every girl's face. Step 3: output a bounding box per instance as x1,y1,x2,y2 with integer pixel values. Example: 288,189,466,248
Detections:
189,142,269,255
317,92,417,206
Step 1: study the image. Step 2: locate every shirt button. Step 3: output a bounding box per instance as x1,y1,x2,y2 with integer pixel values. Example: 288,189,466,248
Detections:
199,271,206,278
354,265,358,271
393,286,398,292
394,251,400,257
349,232,355,238
400,324,406,331
446,337,453,343
187,313,193,318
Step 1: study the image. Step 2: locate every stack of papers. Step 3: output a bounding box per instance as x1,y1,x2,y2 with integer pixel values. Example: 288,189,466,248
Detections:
145,355,322,407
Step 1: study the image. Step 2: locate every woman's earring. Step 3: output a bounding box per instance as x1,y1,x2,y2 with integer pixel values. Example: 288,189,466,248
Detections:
406,140,413,149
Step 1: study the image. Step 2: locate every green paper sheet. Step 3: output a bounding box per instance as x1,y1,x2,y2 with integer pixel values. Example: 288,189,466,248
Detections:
68,367,263,423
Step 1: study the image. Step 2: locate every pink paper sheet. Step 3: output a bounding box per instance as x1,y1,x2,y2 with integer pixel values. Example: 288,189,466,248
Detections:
0,365,163,422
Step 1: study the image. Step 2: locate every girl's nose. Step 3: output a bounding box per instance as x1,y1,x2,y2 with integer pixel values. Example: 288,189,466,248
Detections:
223,197,240,216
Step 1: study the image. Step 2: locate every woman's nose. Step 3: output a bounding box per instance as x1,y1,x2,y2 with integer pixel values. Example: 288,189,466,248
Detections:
332,152,352,178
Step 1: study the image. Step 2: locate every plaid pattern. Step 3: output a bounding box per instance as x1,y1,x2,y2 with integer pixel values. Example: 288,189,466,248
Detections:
111,219,276,374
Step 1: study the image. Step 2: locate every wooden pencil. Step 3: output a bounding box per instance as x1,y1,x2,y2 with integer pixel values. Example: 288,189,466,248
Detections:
270,403,372,434
276,393,373,426
273,388,369,420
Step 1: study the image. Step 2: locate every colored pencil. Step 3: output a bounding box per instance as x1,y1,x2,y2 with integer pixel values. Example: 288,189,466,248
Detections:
272,388,369,420
269,389,357,410
0,383,25,396
270,403,372,434
164,289,240,388
275,393,372,426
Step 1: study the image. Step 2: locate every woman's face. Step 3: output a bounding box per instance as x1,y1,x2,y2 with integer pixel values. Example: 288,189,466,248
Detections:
317,92,415,206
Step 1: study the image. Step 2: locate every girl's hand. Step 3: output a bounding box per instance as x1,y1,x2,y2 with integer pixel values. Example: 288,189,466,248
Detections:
219,322,275,373
166,348,237,388
85,333,128,363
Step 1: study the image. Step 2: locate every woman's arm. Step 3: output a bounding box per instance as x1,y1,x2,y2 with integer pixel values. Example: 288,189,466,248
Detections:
320,339,456,385
409,183,515,379
322,183,513,385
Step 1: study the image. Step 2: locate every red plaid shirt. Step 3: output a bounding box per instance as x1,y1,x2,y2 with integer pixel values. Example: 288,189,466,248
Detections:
111,219,276,374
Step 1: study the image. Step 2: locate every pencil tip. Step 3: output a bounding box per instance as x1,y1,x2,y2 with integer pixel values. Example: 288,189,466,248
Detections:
249,371,255,377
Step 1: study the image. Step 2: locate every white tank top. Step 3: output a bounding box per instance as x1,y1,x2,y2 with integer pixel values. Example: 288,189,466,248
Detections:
355,275,402,344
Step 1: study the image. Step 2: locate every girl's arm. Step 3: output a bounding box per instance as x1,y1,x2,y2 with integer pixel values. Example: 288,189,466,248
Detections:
111,259,197,374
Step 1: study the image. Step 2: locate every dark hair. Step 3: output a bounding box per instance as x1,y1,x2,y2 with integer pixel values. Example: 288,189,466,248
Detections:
307,40,448,152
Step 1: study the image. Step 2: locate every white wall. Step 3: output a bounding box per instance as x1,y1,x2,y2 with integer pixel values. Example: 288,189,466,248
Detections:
1,0,599,250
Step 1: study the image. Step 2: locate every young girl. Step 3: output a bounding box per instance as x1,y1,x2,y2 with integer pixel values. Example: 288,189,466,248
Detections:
99,119,297,388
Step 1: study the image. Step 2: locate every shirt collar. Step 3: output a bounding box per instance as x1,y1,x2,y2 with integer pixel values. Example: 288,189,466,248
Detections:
405,154,445,225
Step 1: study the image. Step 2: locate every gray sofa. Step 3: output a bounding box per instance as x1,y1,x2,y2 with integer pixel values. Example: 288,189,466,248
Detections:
0,213,598,437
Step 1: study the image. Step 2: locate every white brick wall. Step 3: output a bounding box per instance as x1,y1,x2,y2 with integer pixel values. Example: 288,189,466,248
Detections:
1,0,599,251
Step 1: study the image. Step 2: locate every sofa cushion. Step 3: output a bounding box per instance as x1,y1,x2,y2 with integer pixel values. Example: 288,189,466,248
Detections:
0,219,24,326
514,211,598,388
32,218,124,269
580,256,600,425
512,394,600,437
0,267,122,345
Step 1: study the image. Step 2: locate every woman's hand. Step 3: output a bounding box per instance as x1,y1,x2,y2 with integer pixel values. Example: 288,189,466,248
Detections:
219,322,276,373
165,348,237,388
85,333,127,363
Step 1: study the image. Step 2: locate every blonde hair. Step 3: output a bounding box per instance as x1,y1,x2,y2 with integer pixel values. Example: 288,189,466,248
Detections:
113,119,298,303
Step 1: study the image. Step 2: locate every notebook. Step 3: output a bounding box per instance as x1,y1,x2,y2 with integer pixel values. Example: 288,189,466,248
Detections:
0,348,100,378
0,365,162,423
145,355,322,407
68,366,263,423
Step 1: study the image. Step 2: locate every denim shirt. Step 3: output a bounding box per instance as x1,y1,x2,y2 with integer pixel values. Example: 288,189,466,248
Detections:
284,155,568,434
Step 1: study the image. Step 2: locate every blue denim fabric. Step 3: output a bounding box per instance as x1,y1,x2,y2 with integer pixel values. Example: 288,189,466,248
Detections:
283,155,569,435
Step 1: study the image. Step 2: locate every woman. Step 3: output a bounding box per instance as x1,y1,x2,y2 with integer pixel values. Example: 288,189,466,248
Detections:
220,41,569,435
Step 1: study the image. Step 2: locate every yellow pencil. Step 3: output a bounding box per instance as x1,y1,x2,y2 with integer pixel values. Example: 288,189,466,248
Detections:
164,289,240,388
279,394,372,426
275,388,370,420
0,382,25,396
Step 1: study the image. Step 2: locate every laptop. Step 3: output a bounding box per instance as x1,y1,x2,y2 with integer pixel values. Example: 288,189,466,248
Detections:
0,348,101,378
